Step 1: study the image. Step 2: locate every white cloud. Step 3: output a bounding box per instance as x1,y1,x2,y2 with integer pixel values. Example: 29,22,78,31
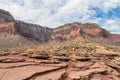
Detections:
103,19,120,31
103,0,120,12
0,0,120,34
111,32,120,34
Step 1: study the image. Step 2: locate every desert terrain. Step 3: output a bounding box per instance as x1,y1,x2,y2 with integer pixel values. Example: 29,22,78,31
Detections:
0,9,120,80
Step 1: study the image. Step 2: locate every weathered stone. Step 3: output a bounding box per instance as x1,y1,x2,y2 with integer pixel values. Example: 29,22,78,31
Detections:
0,9,15,22
29,53,51,60
106,58,120,72
55,57,70,62
0,57,25,63
76,57,91,61
0,52,10,56
0,66,61,80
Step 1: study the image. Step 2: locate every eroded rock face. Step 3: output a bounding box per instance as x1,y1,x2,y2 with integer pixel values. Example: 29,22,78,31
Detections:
0,22,15,34
14,21,52,42
0,9,15,33
52,22,111,41
52,22,120,44
0,9,120,46
0,10,53,44
108,34,120,44
0,9,15,22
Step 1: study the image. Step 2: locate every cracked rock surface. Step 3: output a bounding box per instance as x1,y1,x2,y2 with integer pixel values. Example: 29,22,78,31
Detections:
0,52,120,80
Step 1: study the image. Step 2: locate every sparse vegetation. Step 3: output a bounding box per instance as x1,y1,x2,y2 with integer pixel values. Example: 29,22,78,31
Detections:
104,46,111,51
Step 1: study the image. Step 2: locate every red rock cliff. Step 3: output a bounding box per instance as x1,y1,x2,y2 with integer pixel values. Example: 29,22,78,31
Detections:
52,22,111,40
0,9,120,45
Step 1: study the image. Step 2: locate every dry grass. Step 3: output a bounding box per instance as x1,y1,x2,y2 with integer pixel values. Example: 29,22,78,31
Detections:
0,35,119,55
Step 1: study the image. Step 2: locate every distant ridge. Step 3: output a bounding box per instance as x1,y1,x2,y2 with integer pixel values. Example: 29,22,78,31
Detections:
0,9,120,48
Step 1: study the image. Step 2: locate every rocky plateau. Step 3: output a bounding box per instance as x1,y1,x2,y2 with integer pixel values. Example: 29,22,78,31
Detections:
0,9,120,80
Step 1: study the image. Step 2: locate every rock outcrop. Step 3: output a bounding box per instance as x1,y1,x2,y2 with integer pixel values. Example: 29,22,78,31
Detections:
52,22,111,40
0,9,53,48
0,9,120,48
0,9,15,22
1,51,120,80
14,21,52,42
108,34,120,44
0,9,15,33
52,22,120,44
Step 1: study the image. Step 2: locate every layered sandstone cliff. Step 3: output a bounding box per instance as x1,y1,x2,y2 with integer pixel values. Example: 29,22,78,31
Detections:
52,22,111,41
14,21,52,42
0,9,119,48
0,9,15,22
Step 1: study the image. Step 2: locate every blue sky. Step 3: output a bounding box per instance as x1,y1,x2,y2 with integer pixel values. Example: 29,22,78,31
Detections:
0,0,120,34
